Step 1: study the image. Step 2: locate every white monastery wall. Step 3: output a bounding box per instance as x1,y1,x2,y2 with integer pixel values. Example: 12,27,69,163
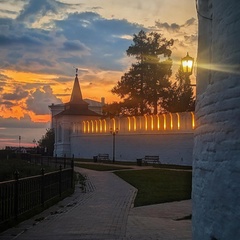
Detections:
54,112,194,166
193,0,240,239
71,133,193,165
74,112,194,135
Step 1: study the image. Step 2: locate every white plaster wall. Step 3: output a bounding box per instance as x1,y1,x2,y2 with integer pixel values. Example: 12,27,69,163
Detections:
193,0,240,239
71,133,193,166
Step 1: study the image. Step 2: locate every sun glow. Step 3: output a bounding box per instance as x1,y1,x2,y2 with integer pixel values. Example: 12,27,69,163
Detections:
197,63,240,75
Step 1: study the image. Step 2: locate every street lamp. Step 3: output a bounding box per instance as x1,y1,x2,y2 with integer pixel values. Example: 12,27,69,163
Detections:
19,136,21,149
181,52,194,75
181,52,196,86
110,128,118,163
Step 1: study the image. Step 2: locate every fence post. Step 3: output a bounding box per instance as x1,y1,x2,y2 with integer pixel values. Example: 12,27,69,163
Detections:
55,154,57,168
64,154,66,169
41,168,45,206
59,165,62,197
14,171,19,220
71,154,74,189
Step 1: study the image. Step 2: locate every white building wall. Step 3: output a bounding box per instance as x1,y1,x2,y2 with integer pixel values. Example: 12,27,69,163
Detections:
193,1,240,239
71,133,193,166
52,111,194,163
54,114,100,157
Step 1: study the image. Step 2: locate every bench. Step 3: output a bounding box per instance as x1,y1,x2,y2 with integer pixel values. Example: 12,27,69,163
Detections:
97,153,110,162
142,155,160,165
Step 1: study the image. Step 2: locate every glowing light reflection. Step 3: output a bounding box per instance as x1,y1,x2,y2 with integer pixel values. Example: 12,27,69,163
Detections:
176,113,180,130
163,114,166,130
133,116,136,131
127,117,131,131
191,112,195,129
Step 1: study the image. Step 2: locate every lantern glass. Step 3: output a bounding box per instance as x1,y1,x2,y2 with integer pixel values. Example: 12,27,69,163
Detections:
181,52,194,74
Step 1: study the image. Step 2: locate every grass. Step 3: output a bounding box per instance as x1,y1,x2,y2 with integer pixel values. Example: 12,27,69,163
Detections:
114,169,192,207
74,162,132,171
153,164,192,170
76,161,192,207
75,157,191,168
0,158,56,182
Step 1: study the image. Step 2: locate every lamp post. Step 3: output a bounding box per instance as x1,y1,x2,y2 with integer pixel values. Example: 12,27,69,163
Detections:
110,128,118,163
181,52,196,86
18,136,21,149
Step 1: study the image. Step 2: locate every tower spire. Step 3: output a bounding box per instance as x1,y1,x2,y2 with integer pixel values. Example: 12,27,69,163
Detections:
70,68,83,103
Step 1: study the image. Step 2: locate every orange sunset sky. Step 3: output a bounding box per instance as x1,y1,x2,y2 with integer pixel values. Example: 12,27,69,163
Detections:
0,0,197,148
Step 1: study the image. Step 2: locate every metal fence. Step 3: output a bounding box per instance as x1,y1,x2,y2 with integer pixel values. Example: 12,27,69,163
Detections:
28,154,74,169
0,161,74,226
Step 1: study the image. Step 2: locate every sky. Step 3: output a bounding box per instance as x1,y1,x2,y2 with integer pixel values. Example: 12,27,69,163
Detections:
0,0,197,149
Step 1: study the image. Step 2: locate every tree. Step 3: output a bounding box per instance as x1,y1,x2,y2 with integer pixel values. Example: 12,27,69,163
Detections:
161,68,195,113
112,30,174,115
38,128,55,156
102,102,122,117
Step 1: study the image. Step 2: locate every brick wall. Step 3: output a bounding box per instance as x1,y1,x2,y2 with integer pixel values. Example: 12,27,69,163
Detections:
193,0,240,239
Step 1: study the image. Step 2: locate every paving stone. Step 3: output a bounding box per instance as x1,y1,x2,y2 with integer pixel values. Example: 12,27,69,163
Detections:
0,166,192,240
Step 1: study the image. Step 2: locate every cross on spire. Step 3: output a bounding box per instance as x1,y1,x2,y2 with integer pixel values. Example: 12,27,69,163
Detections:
70,68,83,103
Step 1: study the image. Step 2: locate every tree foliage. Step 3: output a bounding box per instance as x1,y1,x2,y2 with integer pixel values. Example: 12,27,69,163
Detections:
109,30,195,116
161,68,195,113
112,30,174,115
38,128,55,156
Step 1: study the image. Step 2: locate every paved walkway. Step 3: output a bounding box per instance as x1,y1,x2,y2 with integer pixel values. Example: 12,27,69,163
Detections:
0,166,192,240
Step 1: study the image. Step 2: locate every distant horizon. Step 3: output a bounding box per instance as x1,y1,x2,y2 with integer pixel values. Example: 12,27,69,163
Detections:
0,126,50,150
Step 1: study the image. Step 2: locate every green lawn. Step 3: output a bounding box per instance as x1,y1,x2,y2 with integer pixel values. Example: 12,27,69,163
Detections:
75,162,132,171
114,169,192,207
0,158,56,182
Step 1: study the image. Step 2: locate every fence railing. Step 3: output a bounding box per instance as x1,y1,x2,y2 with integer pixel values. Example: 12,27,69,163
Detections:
27,154,74,169
0,160,74,227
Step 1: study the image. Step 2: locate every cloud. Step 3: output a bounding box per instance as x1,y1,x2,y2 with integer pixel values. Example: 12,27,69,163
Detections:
2,86,28,101
62,40,90,52
155,21,180,32
0,73,10,87
0,19,52,47
53,76,73,83
0,10,143,77
54,12,144,71
184,17,196,26
0,114,48,128
0,9,17,16
154,17,197,61
184,34,198,43
0,33,43,46
15,0,84,27
155,17,197,34
26,85,62,115
0,100,15,107
17,0,62,23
